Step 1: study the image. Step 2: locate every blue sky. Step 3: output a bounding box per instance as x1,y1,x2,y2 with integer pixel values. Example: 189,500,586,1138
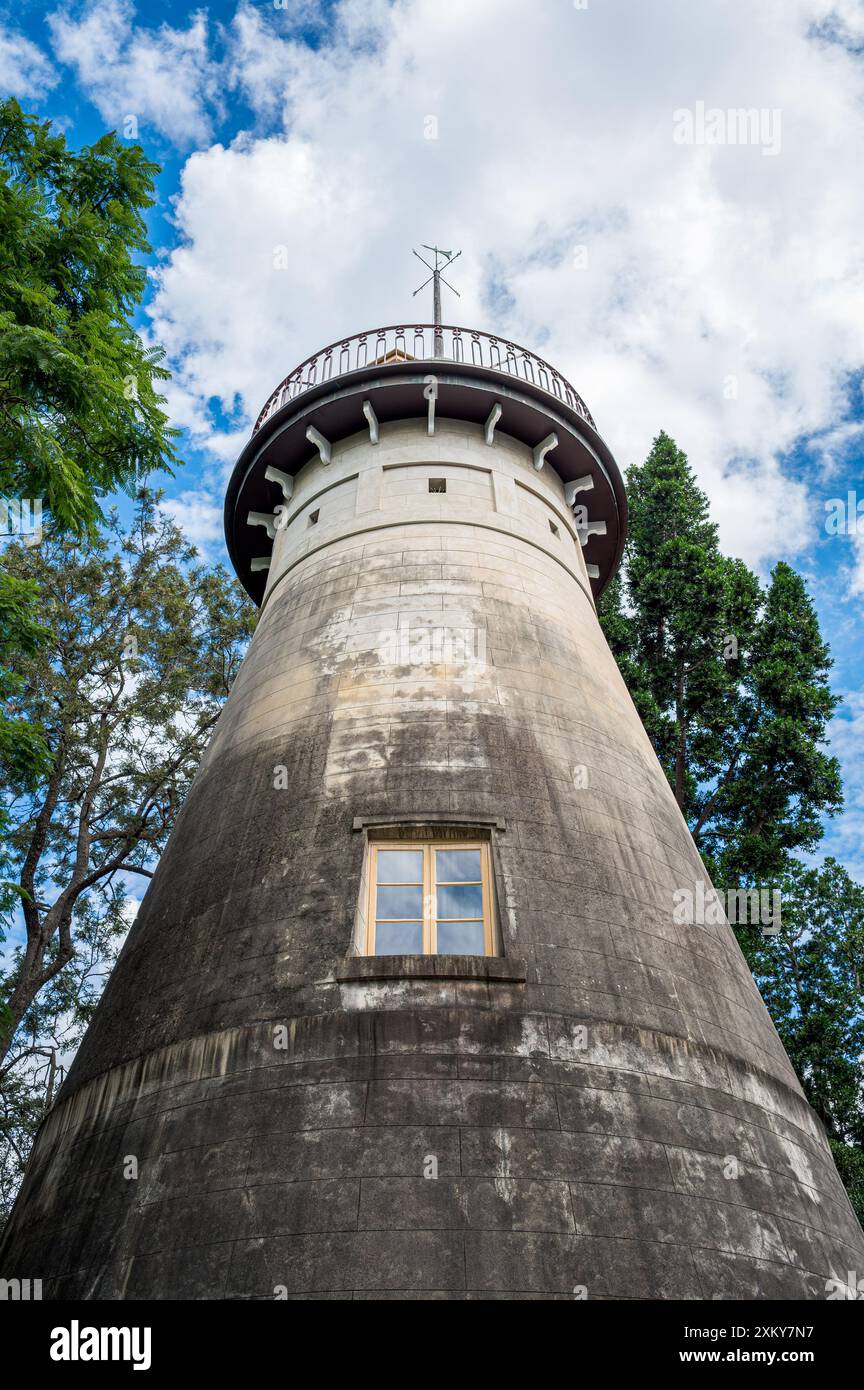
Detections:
2,0,863,880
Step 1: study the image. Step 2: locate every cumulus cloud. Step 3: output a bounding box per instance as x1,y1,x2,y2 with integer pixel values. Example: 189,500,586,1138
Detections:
225,0,329,119
157,488,225,548
48,0,221,146
0,24,58,97
142,0,864,579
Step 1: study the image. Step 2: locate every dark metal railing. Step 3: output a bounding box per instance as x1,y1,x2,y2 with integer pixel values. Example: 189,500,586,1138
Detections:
251,323,595,434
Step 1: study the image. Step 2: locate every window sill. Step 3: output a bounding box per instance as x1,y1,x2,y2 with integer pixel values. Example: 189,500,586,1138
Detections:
333,954,527,984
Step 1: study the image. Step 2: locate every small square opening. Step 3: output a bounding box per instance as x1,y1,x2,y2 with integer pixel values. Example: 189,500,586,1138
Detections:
549,519,559,537
308,509,320,525
429,478,446,494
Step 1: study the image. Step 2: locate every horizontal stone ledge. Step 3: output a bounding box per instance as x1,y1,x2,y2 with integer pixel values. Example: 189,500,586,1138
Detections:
332,955,528,984
33,1011,823,1165
352,813,506,832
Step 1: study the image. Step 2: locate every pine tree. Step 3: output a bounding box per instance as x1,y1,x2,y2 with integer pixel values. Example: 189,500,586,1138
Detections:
711,562,843,885
600,431,860,1222
600,433,841,885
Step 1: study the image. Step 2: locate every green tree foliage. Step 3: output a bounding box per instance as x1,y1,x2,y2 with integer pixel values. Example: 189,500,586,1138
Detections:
0,98,177,532
830,1141,864,1230
737,858,864,1225
600,431,861,1224
0,496,254,1098
737,859,864,1142
0,892,129,1221
0,104,247,1219
714,563,843,885
0,568,52,1045
0,571,50,793
600,431,842,886
0,569,51,829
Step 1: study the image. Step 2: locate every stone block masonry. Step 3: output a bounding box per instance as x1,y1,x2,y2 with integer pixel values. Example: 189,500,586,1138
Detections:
3,364,862,1300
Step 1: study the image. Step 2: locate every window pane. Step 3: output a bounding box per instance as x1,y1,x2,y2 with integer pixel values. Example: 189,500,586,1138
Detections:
437,882,483,919
437,921,486,954
375,921,423,955
376,884,423,919
376,849,423,883
435,849,481,883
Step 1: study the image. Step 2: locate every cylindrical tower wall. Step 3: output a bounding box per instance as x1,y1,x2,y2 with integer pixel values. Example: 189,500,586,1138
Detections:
3,415,862,1300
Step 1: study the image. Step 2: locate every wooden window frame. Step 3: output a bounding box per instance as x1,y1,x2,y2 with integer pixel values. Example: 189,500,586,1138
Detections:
365,840,494,956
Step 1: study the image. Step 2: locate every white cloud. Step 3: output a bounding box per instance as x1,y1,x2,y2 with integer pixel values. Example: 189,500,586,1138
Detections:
157,488,225,547
49,0,221,146
0,24,58,97
144,0,864,578
225,0,328,119
120,895,141,924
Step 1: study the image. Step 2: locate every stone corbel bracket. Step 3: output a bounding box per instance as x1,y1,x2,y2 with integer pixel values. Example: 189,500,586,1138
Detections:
532,432,559,471
306,426,332,464
564,474,594,507
362,400,380,445
264,465,294,501
247,510,279,540
485,402,502,445
576,517,608,547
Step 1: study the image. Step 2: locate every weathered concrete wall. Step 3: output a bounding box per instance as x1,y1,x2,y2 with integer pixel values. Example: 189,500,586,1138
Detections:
2,418,862,1299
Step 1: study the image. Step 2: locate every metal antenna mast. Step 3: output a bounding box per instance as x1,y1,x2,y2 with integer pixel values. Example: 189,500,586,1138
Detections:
412,245,461,357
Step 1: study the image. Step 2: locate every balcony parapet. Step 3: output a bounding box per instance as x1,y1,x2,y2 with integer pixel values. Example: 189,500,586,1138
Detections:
252,323,596,436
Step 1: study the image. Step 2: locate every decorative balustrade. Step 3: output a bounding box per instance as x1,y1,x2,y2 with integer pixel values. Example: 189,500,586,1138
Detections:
251,323,595,434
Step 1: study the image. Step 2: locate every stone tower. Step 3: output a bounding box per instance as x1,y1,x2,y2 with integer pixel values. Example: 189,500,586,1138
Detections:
2,322,862,1300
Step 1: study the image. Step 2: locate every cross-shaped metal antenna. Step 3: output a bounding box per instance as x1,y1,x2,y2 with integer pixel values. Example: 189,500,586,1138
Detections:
412,245,461,357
